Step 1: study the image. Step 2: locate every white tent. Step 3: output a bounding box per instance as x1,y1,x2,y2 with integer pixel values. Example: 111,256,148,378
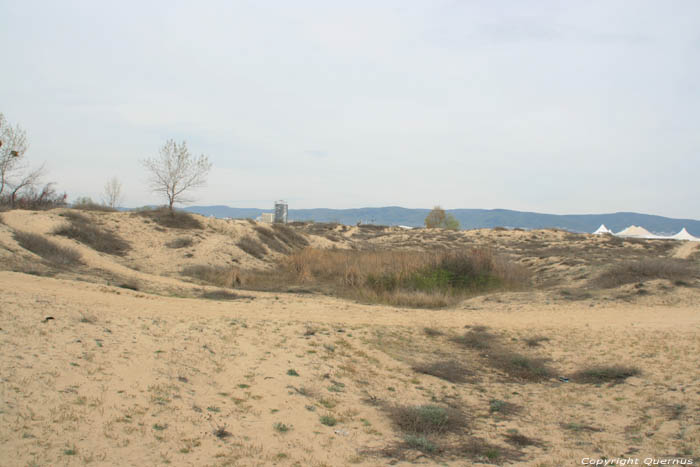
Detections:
671,228,700,242
615,225,660,239
592,224,612,235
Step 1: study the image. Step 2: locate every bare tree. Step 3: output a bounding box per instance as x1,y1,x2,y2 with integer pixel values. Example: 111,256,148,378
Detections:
8,163,46,208
102,177,123,208
141,139,212,213
0,113,29,197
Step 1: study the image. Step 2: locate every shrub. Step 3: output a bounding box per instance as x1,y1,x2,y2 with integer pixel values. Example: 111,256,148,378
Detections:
182,265,241,288
134,207,203,229
237,235,267,259
593,258,696,288
386,404,466,435
13,231,82,266
54,211,130,256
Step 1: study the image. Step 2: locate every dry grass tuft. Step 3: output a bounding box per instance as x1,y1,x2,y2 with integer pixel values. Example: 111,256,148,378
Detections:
182,265,241,288
593,258,696,288
54,211,130,256
254,226,287,253
272,224,309,249
165,237,193,248
240,248,528,308
237,235,267,259
13,231,82,266
386,404,467,435
412,360,474,383
134,207,203,229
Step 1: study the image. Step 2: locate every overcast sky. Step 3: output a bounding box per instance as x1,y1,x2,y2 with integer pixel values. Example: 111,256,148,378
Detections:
1,1,698,218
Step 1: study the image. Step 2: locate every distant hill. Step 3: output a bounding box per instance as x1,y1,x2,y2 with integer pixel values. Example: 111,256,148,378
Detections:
184,205,700,236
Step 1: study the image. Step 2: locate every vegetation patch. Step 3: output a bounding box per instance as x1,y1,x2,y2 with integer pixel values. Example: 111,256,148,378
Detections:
412,360,474,383
134,207,203,229
13,231,82,266
386,404,467,435
254,226,288,253
237,235,267,259
238,248,528,308
54,211,130,256
166,236,193,248
593,258,696,288
200,290,252,301
272,224,309,249
182,265,241,288
451,327,554,381
572,365,641,384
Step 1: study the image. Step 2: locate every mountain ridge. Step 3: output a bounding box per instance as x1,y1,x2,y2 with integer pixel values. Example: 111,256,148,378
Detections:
183,205,700,236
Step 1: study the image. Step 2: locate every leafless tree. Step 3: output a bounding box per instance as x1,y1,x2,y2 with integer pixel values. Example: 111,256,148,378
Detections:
141,139,212,213
102,177,123,208
0,113,29,197
8,163,46,208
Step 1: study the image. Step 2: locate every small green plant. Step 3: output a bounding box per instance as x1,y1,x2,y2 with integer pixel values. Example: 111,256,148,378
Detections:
63,445,78,456
320,415,337,426
273,422,292,433
287,369,299,376
153,423,168,431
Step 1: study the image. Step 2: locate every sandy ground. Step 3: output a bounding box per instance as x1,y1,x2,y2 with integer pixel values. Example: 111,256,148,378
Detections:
1,210,699,466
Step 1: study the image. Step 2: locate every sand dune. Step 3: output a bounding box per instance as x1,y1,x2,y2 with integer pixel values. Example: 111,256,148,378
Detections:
1,209,699,466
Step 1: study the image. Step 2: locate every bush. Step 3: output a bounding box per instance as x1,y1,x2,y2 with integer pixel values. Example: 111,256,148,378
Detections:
134,207,203,229
593,258,696,288
237,235,267,259
386,404,466,435
54,211,130,256
13,231,82,266
182,265,241,288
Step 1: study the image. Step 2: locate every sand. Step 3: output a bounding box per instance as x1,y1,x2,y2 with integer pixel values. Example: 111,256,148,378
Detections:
1,209,699,466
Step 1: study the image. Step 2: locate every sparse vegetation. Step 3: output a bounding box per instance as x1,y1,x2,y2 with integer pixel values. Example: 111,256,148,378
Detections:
54,211,130,255
13,231,82,265
166,236,193,248
237,235,267,259
239,248,529,308
254,226,287,253
412,360,473,383
72,197,117,212
134,207,203,229
182,265,241,288
572,365,641,384
200,289,251,300
319,415,337,426
593,258,696,288
452,327,554,381
386,404,466,435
